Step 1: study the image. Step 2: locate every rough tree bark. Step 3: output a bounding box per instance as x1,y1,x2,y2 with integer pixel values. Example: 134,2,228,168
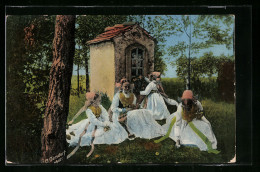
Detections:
41,15,75,164
85,57,90,91
77,63,80,97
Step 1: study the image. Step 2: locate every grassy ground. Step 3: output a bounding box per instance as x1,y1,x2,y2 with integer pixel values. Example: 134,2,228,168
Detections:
66,76,235,164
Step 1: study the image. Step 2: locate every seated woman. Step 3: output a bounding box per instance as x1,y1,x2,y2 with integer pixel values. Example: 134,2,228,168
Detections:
155,90,220,154
111,81,165,140
140,72,171,120
66,92,128,158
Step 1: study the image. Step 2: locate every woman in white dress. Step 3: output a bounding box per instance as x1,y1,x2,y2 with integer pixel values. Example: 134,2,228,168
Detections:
140,72,170,120
66,92,128,157
111,81,165,139
155,90,220,154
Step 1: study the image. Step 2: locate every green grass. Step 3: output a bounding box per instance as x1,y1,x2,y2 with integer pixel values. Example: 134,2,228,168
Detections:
67,92,235,164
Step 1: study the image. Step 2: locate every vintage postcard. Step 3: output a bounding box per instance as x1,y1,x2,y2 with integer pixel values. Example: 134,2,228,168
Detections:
6,12,237,165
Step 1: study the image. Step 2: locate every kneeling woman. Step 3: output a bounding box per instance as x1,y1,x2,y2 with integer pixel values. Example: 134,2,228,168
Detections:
66,92,128,158
155,90,220,154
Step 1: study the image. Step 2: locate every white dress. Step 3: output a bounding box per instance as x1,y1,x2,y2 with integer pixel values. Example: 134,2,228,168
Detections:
111,92,165,139
66,105,128,147
140,81,170,120
163,101,218,151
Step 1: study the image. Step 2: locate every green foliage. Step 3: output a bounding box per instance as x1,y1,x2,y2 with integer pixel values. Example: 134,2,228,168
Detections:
167,15,234,59
67,93,87,124
23,15,55,106
174,52,234,99
154,44,167,75
100,93,112,111
70,75,87,96
6,15,55,163
166,15,234,89
201,99,235,161
161,78,186,100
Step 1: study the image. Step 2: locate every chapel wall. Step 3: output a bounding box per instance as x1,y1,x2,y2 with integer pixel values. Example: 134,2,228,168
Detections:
89,42,115,100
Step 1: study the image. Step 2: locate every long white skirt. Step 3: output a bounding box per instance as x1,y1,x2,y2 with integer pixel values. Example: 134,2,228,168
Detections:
162,112,179,141
66,119,128,147
146,93,170,120
163,114,217,151
126,109,165,139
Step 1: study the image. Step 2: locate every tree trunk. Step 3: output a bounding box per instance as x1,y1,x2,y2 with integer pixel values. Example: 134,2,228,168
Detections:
85,57,90,91
41,15,75,164
77,63,80,97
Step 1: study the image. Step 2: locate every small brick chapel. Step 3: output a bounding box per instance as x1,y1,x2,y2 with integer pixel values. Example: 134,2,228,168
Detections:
87,22,155,100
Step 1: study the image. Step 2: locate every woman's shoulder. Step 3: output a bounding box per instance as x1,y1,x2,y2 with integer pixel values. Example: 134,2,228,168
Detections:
86,108,92,114
148,81,157,87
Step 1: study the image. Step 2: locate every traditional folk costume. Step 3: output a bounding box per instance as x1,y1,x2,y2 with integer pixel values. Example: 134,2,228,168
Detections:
140,72,171,120
111,88,165,139
66,93,128,147
155,90,220,154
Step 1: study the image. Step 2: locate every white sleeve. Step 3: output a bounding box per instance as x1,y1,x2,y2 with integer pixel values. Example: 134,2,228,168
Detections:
196,100,203,111
140,82,155,95
133,94,137,105
177,104,183,113
144,77,151,83
111,93,123,113
164,97,178,106
100,105,109,122
86,109,105,127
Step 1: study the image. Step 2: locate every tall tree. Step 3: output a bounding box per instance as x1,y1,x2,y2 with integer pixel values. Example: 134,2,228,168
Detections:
167,15,234,88
41,15,75,164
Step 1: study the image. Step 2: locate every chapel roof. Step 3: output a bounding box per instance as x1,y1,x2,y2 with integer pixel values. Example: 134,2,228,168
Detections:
87,22,154,45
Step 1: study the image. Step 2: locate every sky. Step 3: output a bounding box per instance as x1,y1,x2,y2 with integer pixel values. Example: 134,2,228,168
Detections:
73,15,234,78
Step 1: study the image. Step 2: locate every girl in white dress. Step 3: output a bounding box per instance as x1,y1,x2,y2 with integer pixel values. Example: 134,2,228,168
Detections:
140,72,171,120
111,81,165,139
155,90,220,154
66,92,128,157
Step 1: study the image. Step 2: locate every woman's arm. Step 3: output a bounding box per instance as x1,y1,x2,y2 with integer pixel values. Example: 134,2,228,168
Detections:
195,100,203,111
111,93,124,113
164,97,178,106
144,77,151,83
68,105,86,124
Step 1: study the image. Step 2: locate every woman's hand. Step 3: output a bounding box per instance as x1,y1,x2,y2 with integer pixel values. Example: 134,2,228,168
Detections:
104,126,111,132
118,116,127,122
175,139,181,148
68,120,74,125
103,121,111,126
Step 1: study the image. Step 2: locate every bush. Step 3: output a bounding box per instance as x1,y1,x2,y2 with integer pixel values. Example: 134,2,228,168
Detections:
161,77,221,101
161,78,185,100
